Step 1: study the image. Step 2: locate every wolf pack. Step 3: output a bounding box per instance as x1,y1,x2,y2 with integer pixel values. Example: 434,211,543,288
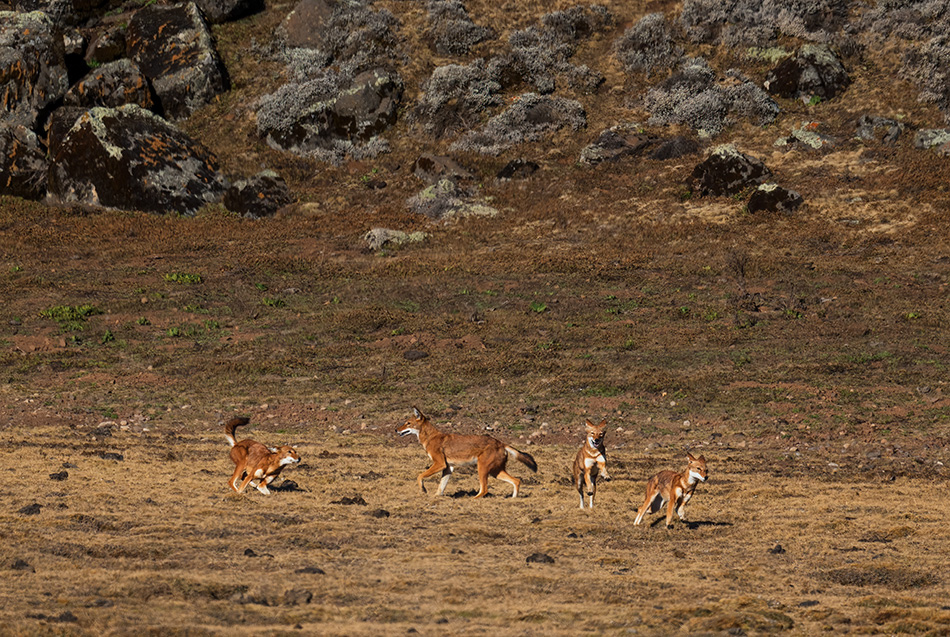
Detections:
224,406,708,528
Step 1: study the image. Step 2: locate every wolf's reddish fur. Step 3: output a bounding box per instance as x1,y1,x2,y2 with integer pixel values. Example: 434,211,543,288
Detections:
397,407,538,498
634,452,708,528
571,418,610,509
224,416,300,494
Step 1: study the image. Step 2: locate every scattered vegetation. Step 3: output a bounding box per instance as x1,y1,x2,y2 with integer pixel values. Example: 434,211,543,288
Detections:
163,272,203,285
40,304,102,332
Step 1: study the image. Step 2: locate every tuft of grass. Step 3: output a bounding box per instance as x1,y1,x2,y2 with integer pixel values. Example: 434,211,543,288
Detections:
261,297,285,308
163,272,203,284
40,304,102,332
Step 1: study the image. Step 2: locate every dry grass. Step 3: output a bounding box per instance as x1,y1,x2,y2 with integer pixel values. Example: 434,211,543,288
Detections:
1,420,949,636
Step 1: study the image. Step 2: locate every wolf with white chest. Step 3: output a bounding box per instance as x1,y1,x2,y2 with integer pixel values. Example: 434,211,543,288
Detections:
634,452,708,528
397,407,538,498
571,418,611,509
224,416,300,495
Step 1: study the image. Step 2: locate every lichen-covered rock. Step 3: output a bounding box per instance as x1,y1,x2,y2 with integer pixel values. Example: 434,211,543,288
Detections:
451,93,586,156
195,0,263,24
855,115,903,145
407,178,498,220
47,104,228,215
0,123,47,200
126,3,229,120
764,44,849,101
63,59,156,111
223,171,294,218
277,0,399,71
580,124,656,165
747,183,804,214
11,0,121,27
86,25,125,65
256,67,403,164
0,11,70,130
688,144,772,197
774,121,836,151
363,227,428,251
914,129,950,156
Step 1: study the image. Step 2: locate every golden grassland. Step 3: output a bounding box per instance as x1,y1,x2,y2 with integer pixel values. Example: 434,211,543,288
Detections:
1,418,949,636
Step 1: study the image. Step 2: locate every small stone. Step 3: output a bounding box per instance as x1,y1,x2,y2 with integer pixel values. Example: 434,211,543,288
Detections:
526,552,555,564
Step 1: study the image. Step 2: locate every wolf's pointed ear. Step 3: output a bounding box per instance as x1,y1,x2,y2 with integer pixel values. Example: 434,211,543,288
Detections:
599,419,607,427
412,406,422,418
585,419,595,427
687,451,696,461
268,447,278,453
699,454,706,462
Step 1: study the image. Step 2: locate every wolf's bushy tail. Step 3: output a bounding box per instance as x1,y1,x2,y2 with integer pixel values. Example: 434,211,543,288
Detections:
507,446,538,472
224,416,251,447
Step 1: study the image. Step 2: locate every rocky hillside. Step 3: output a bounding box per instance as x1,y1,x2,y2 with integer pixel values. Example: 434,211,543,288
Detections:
2,0,950,229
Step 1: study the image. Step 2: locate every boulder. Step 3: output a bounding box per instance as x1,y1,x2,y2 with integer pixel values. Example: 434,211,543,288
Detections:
649,136,700,160
195,0,263,24
10,0,120,27
688,145,772,197
407,178,498,221
914,129,950,156
63,59,156,111
86,25,126,65
47,104,229,215
497,158,538,180
580,125,656,165
855,115,903,145
223,171,294,218
0,11,70,130
0,124,47,200
277,0,398,69
126,3,229,120
363,228,428,251
764,44,849,101
774,121,836,151
747,183,804,214
257,68,403,164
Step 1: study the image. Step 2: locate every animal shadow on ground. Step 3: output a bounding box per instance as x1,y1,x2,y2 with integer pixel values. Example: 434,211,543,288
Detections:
449,489,491,498
272,480,306,492
685,520,731,530
641,517,731,529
